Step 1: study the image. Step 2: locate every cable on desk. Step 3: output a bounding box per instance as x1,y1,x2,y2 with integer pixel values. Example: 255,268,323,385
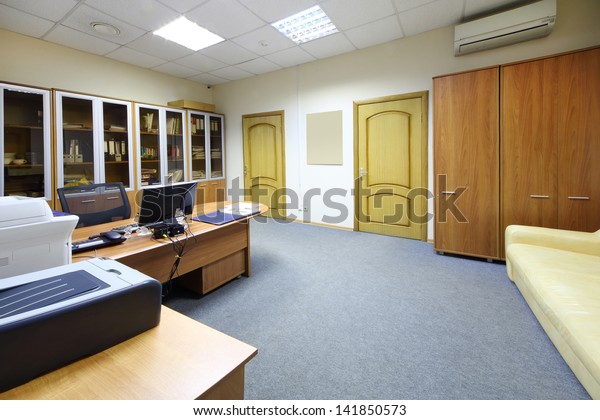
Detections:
159,219,193,300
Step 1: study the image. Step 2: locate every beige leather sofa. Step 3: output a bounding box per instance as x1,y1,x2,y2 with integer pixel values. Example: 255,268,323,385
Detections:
505,225,600,399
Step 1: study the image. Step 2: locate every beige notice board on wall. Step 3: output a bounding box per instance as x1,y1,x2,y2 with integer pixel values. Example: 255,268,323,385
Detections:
307,110,343,165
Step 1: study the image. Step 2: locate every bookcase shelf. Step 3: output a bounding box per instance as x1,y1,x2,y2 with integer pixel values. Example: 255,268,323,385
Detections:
135,103,187,188
55,91,133,189
1,83,52,200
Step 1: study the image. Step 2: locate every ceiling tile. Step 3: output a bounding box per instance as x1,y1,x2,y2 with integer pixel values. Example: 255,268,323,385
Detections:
126,33,195,61
43,25,120,55
186,0,266,39
84,0,179,31
0,4,55,37
322,0,397,30
200,41,258,65
105,46,167,68
232,25,296,55
299,32,356,60
61,4,146,45
265,46,316,67
0,0,77,22
152,62,199,78
156,0,210,14
210,66,254,81
345,15,404,49
398,0,464,36
235,57,282,74
188,73,229,86
175,52,228,72
239,0,317,23
392,0,438,13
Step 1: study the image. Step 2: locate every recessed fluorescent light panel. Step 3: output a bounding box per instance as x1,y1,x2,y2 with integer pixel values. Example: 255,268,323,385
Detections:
154,16,223,51
272,5,338,44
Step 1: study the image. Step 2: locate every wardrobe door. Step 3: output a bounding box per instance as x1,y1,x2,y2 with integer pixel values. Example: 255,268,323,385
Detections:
501,57,558,234
556,48,600,232
433,67,500,259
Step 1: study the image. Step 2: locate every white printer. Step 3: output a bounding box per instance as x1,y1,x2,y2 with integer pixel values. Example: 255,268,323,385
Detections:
0,196,79,279
0,258,162,392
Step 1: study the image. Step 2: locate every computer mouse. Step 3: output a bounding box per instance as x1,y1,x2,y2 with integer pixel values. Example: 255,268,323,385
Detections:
100,231,123,241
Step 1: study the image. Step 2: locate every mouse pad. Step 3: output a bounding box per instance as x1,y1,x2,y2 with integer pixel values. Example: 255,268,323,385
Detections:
191,210,259,225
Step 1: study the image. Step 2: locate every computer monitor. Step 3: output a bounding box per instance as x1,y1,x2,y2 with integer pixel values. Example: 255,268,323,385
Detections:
0,196,79,279
137,182,198,225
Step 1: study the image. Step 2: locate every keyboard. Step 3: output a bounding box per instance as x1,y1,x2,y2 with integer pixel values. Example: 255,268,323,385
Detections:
71,236,125,254
110,223,140,234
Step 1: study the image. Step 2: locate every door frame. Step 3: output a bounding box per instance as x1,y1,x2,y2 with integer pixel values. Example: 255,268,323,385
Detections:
241,110,286,218
353,91,429,240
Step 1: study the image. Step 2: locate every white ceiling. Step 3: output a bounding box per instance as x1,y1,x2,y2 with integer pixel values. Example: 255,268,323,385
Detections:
0,0,530,86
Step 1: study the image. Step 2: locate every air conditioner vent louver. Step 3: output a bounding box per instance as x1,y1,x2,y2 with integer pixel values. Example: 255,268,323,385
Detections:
454,0,556,56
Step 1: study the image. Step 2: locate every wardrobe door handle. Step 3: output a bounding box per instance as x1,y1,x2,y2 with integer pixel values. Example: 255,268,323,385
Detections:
568,196,590,200
441,191,456,195
529,195,549,199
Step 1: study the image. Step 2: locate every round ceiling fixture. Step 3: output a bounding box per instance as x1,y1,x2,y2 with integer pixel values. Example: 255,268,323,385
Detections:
90,22,120,36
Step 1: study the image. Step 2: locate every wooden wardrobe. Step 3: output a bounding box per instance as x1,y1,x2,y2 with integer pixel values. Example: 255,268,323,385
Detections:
434,46,600,259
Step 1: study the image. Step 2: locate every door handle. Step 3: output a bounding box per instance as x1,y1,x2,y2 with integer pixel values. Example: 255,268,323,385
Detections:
568,196,590,200
441,191,457,195
244,165,248,176
359,168,368,179
529,195,549,199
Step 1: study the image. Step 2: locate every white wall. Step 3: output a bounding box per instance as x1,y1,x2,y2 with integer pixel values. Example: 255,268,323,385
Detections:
214,0,600,239
0,29,212,106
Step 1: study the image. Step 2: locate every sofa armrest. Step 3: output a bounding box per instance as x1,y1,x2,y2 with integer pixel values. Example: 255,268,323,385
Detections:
505,225,600,258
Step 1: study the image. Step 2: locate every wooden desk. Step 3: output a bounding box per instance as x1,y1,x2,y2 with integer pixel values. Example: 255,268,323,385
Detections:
72,202,267,295
0,307,257,400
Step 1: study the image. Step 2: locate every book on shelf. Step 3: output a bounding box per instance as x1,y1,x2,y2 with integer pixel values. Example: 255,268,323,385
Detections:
166,117,182,135
191,116,205,133
63,123,85,129
104,139,127,161
105,124,126,131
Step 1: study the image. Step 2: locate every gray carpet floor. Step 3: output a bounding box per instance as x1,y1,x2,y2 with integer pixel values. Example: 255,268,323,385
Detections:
164,217,590,400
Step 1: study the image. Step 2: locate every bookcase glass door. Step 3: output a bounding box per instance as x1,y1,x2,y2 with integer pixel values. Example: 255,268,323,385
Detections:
61,96,96,186
138,106,161,186
189,112,207,181
166,109,185,184
102,101,131,188
209,115,224,179
1,85,51,199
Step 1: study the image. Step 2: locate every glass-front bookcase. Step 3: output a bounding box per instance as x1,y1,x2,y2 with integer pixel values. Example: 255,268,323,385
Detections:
189,111,224,182
136,104,187,188
55,91,133,189
1,83,52,200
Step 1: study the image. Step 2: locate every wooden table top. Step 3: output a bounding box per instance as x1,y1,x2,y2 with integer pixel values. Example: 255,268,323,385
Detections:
71,201,267,262
0,307,258,400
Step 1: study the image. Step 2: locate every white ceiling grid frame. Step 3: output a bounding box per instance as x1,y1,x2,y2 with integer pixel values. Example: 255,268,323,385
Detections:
0,0,536,85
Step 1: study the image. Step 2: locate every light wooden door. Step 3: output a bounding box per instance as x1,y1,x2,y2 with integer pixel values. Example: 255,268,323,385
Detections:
355,92,428,240
501,57,559,231
242,112,285,219
557,48,600,232
433,68,500,259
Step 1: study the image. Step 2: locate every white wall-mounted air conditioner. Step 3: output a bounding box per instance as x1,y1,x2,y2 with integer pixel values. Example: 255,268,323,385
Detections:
454,0,556,56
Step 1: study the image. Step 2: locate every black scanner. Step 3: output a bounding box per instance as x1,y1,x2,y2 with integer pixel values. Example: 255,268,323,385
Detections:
0,258,162,392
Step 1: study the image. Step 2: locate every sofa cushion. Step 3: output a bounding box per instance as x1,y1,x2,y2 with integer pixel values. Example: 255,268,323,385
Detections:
507,243,600,394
